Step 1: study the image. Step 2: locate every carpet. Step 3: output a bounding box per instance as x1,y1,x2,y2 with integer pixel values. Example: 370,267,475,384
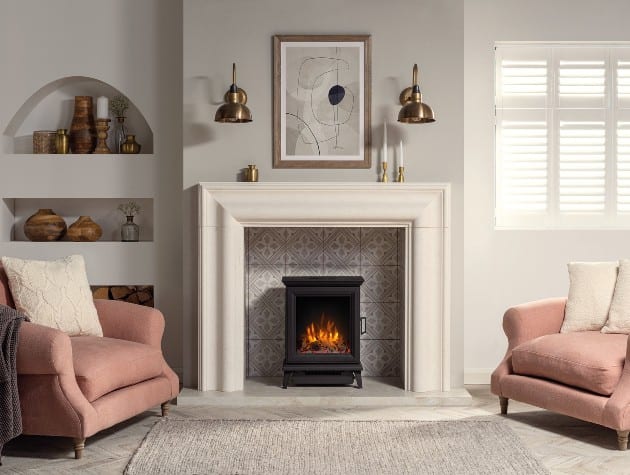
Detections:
125,419,548,474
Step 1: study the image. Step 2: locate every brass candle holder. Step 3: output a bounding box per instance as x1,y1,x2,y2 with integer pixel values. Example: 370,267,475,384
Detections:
381,162,389,182
94,118,112,154
396,166,405,183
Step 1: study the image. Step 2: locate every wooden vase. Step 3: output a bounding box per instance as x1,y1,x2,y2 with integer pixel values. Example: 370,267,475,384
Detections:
69,96,97,154
24,209,67,241
67,216,103,242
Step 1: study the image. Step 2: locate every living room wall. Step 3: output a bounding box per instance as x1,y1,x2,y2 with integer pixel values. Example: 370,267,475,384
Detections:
183,0,465,387
0,0,183,374
464,0,630,382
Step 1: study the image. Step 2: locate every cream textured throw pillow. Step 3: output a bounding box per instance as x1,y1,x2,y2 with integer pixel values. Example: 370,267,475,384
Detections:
602,259,630,334
1,255,102,336
560,261,618,333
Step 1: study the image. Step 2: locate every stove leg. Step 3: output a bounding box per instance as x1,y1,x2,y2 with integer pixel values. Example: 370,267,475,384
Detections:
355,372,363,389
282,372,291,389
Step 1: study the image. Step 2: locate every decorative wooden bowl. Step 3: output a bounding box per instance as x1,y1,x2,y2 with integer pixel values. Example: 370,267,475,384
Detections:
67,216,103,242
24,209,67,241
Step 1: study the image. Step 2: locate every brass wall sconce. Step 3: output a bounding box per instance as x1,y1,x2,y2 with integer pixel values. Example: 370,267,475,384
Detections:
398,64,435,124
215,63,253,123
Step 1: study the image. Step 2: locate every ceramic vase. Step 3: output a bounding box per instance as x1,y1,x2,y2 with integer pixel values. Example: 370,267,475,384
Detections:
24,209,67,241
67,216,102,242
69,96,97,153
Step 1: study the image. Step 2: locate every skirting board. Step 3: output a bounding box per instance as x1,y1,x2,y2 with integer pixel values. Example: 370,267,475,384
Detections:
464,368,492,385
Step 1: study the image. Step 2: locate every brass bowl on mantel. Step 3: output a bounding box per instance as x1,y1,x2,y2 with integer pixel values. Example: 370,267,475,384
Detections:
24,209,67,241
67,216,103,242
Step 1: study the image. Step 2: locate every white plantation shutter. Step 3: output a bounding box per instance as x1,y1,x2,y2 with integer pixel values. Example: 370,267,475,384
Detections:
617,121,630,212
497,117,548,212
558,120,606,212
496,44,630,228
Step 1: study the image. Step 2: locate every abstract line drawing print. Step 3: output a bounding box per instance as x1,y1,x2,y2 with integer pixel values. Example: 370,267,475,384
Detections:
285,45,361,157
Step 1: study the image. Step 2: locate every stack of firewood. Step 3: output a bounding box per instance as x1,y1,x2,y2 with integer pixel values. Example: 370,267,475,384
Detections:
91,285,154,307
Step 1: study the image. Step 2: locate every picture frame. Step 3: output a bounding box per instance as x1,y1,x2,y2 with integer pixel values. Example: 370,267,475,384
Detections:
273,35,371,169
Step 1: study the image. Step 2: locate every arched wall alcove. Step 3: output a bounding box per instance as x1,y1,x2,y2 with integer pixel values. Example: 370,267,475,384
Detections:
3,76,153,154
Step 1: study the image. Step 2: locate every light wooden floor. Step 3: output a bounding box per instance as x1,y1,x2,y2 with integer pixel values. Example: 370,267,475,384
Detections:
3,385,630,474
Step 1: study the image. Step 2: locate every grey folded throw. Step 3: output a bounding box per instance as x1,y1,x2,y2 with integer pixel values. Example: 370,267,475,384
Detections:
0,304,27,465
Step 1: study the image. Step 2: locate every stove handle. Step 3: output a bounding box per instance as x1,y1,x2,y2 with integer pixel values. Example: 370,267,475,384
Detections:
360,317,367,335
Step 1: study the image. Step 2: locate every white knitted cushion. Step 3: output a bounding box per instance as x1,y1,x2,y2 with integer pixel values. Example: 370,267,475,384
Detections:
560,261,618,333
602,259,630,334
1,255,102,336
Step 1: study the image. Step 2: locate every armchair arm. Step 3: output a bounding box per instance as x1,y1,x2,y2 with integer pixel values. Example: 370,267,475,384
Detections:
491,297,566,396
603,334,630,430
502,297,567,350
16,322,74,375
94,299,165,349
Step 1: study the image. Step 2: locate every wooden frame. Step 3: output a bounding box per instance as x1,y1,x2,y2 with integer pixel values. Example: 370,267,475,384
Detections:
273,35,371,169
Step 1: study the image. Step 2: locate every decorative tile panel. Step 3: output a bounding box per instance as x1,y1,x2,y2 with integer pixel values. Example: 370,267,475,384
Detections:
360,302,399,340
286,228,324,265
324,228,361,266
247,340,284,377
248,228,286,265
361,340,400,376
246,227,402,377
361,228,398,266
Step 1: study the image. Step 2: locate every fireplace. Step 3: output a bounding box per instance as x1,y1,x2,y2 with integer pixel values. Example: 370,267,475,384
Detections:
282,276,365,388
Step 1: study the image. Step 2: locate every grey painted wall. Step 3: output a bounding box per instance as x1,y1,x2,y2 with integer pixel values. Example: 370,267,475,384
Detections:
183,0,465,387
464,0,630,380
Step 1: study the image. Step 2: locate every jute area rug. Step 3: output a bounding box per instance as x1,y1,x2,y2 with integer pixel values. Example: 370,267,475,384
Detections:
125,419,548,475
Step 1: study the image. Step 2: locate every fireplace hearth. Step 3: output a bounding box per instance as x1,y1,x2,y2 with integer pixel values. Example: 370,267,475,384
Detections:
282,276,365,388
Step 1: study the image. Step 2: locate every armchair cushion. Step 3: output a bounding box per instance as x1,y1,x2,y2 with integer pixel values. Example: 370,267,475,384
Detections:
72,336,163,402
512,331,627,396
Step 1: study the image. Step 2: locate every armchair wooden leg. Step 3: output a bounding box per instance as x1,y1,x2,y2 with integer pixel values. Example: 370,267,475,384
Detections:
73,438,85,459
161,401,170,417
499,397,509,415
617,430,629,451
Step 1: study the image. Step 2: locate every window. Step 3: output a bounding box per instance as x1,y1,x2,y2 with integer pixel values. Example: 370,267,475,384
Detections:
495,43,630,228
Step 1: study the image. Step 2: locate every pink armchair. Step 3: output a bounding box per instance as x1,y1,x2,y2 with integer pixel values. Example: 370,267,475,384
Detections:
492,298,630,450
0,267,179,459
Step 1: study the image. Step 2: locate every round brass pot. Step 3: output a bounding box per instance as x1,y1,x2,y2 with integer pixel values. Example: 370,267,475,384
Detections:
121,135,141,154
67,216,102,242
24,209,67,241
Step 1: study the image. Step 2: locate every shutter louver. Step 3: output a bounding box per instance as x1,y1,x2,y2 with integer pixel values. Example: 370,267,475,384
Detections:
617,121,630,212
617,61,630,105
559,121,606,212
558,60,606,98
499,120,548,211
501,60,547,96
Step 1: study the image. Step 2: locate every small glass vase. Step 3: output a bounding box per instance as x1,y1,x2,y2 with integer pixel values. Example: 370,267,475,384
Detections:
121,215,139,242
114,117,128,153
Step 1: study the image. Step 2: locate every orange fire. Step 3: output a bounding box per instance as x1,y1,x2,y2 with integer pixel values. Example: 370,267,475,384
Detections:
299,313,350,353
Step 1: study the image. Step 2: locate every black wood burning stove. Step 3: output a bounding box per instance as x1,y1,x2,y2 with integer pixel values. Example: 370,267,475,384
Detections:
281,276,365,388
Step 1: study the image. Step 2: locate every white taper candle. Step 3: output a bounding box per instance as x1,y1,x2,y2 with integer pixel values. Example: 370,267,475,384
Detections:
399,139,404,167
383,122,388,163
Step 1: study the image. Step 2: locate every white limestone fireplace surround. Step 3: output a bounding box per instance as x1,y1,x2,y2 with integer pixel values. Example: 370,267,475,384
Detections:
198,182,451,393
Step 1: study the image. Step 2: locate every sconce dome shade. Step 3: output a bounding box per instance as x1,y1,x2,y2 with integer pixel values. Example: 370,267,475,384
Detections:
215,101,252,123
398,101,435,123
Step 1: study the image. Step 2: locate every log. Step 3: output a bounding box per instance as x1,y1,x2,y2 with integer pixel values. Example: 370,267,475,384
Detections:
111,286,133,300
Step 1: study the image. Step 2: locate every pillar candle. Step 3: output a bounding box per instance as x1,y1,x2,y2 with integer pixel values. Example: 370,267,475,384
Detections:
96,96,109,119
382,122,388,163
399,140,404,167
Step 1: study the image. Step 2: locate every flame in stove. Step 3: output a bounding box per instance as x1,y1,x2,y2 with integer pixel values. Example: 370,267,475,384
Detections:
300,313,350,353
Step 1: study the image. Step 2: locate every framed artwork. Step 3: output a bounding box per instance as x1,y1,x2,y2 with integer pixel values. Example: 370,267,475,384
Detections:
273,35,371,169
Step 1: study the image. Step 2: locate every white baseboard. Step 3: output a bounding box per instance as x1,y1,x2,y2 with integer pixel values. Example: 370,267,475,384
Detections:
464,368,493,385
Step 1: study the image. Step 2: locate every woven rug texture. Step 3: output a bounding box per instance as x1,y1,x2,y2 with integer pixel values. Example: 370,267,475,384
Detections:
125,419,548,475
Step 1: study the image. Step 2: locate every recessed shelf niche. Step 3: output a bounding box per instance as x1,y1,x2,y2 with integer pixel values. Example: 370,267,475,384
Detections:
2,76,153,154
2,198,153,242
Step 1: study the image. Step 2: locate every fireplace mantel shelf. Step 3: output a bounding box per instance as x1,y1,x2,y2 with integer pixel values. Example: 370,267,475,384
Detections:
198,182,451,393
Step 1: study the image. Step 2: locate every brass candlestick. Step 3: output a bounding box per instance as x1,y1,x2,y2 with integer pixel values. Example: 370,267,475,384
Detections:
381,162,389,182
94,118,112,154
396,166,405,183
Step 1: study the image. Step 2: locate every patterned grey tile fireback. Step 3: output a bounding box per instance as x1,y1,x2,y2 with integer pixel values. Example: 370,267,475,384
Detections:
246,227,402,377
